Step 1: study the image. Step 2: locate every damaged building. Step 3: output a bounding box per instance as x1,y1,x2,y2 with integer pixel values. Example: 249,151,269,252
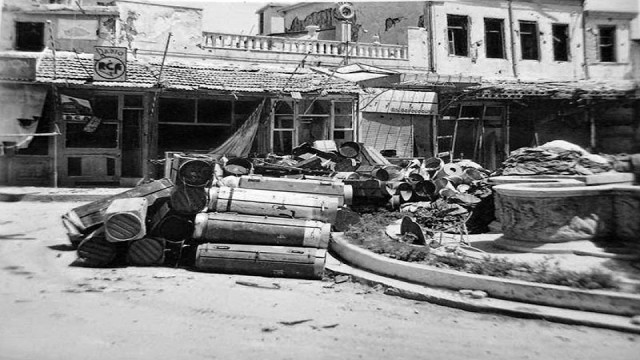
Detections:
0,0,639,186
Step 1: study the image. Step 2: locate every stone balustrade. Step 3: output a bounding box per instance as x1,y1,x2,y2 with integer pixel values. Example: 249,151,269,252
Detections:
201,32,409,60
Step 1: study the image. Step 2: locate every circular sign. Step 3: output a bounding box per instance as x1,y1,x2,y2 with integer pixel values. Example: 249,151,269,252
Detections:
94,56,126,80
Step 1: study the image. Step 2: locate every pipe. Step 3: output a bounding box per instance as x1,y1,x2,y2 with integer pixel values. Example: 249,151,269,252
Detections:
426,1,436,72
581,8,590,79
507,0,519,79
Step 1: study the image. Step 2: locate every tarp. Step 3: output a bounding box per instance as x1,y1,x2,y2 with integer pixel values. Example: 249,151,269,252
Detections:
360,88,438,115
0,83,48,150
208,100,265,158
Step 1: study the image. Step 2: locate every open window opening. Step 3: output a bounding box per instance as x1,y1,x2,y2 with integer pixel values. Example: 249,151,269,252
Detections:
598,26,616,62
519,21,539,60
15,22,45,51
484,18,505,59
447,15,469,57
552,24,570,61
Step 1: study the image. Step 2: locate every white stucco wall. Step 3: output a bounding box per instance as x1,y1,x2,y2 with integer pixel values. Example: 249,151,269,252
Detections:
279,2,425,44
584,13,635,80
431,0,585,81
116,1,203,53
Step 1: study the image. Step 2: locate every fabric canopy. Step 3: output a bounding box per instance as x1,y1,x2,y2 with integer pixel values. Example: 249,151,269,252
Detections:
0,84,48,149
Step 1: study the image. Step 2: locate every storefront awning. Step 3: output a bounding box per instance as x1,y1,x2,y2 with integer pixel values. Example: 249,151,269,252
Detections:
360,88,438,115
0,84,48,150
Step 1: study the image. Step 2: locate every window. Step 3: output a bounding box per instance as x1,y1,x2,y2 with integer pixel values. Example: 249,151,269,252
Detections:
272,100,295,155
552,24,570,61
157,96,254,154
447,15,469,56
598,26,616,62
333,101,354,144
259,13,265,35
519,21,539,60
15,22,45,51
484,18,505,59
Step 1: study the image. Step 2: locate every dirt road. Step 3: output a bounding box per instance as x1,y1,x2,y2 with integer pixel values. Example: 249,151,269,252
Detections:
0,201,638,360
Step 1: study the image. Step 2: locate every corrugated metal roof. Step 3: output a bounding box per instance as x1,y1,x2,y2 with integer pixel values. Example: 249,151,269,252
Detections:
360,88,438,115
35,52,360,94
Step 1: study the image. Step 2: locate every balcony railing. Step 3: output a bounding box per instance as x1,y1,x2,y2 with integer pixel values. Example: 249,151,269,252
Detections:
202,32,409,60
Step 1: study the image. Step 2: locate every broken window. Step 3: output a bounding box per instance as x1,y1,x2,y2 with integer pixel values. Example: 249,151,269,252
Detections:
447,15,469,57
598,26,616,62
552,24,570,61
519,21,539,60
484,18,505,59
15,22,45,51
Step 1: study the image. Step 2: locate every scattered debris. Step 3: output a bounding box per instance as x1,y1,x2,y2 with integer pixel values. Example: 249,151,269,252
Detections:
278,319,313,326
334,275,351,284
236,280,281,290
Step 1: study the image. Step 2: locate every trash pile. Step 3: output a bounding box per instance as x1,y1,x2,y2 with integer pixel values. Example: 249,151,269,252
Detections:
62,153,351,279
61,140,499,278
495,140,614,176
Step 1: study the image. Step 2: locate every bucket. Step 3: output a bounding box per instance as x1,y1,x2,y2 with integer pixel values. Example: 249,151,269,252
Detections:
422,157,444,178
178,159,214,187
371,167,390,181
406,172,424,185
414,180,436,199
435,163,464,179
338,142,361,158
461,167,485,184
223,158,253,176
384,181,413,202
155,215,194,242
382,165,404,181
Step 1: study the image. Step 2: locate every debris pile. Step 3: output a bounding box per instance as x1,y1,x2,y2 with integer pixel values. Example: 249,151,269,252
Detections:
62,140,500,277
62,153,351,279
495,140,614,176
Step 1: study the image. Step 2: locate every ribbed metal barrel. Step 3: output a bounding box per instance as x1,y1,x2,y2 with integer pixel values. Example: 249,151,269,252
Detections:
193,213,330,248
76,227,118,267
104,198,148,242
126,238,165,266
208,186,339,223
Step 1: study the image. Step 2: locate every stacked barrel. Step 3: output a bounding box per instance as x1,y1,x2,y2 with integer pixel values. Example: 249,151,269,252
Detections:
192,175,351,279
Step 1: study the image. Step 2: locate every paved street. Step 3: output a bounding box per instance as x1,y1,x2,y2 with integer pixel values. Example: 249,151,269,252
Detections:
1,201,639,360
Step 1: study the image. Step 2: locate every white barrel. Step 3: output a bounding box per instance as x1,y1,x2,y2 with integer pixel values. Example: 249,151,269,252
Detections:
208,186,339,223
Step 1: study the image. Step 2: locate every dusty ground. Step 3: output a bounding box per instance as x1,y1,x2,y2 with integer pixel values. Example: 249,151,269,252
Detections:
1,201,639,360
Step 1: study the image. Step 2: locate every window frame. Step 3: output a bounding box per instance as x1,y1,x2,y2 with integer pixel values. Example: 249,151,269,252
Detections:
447,14,470,57
519,20,540,60
484,18,506,59
15,21,45,52
552,23,570,62
597,25,617,63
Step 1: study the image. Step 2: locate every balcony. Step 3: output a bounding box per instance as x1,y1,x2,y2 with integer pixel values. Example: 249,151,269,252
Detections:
200,32,410,67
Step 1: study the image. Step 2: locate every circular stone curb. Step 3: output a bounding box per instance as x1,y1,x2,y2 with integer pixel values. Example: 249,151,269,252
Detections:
330,233,640,317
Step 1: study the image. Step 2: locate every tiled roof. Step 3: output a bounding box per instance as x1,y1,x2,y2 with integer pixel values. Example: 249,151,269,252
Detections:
35,52,360,94
471,80,639,100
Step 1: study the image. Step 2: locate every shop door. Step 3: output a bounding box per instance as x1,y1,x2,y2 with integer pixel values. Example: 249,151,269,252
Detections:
121,95,143,178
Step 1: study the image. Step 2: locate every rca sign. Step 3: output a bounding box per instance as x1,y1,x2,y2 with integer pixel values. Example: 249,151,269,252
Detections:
93,46,127,81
